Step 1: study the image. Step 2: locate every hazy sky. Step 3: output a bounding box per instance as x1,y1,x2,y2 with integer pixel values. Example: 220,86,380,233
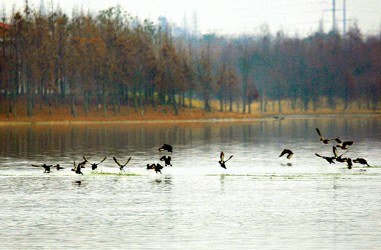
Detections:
1,0,380,37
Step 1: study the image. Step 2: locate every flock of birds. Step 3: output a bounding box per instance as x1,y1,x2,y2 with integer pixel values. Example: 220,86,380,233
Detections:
278,128,370,169
31,128,371,174
32,143,173,174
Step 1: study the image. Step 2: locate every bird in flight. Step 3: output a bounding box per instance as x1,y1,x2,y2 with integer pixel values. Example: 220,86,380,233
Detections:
316,128,336,144
160,156,172,166
353,158,370,167
218,151,233,169
158,144,173,153
335,138,353,150
31,163,52,173
146,163,164,174
83,156,107,171
315,153,335,164
113,156,132,171
279,149,294,159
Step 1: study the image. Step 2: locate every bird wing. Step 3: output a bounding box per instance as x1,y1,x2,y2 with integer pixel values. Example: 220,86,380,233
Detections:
97,157,107,164
113,157,122,167
220,152,224,161
315,153,323,158
316,128,322,137
83,156,89,162
343,141,353,147
225,155,233,162
335,138,342,143
31,164,42,167
159,156,165,161
279,149,287,157
125,157,132,166
332,146,338,158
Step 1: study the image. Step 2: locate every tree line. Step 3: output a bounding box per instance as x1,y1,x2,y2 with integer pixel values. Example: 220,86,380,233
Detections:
1,4,380,118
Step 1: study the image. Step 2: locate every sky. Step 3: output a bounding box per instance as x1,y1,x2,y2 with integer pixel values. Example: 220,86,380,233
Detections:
1,0,381,37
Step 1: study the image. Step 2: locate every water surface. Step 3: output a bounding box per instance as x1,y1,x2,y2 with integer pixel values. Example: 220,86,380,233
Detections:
1,116,380,249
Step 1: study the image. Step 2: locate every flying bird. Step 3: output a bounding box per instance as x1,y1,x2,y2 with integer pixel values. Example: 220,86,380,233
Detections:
332,146,346,162
332,146,353,169
71,160,84,175
353,158,370,167
315,153,335,164
279,149,294,159
83,156,107,170
159,156,172,166
31,163,52,173
345,158,353,169
54,164,64,170
335,138,353,150
113,156,132,171
146,163,164,174
158,144,173,153
218,151,233,169
316,128,337,144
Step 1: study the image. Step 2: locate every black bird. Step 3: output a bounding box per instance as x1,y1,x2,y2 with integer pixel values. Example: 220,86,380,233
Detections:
31,163,52,173
345,158,353,169
332,146,347,162
218,151,233,169
54,164,64,170
335,138,353,150
332,146,352,169
158,144,173,153
315,153,336,164
353,158,370,167
84,156,107,170
146,163,164,174
77,157,88,169
71,161,84,175
279,149,294,159
316,128,335,144
159,156,172,166
113,156,132,171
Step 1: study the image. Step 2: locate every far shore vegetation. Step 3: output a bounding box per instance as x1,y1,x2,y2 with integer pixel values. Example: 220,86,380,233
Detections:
1,4,380,121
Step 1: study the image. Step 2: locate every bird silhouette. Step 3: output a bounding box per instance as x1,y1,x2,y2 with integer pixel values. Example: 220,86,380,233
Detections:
54,164,64,170
31,163,52,173
159,156,172,166
83,156,107,170
316,128,336,144
158,144,173,153
332,146,347,162
218,151,233,169
146,163,164,174
353,158,370,167
335,138,353,150
315,153,335,164
345,158,353,169
113,156,132,171
71,160,85,175
279,149,294,159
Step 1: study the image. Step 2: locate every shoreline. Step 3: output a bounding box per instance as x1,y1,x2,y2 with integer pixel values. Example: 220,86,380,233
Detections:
0,112,380,126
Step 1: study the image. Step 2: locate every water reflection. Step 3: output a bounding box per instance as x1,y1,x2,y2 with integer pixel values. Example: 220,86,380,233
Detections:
1,117,379,160
0,117,381,249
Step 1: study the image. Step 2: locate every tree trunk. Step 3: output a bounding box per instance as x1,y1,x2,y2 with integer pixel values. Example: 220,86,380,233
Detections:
71,97,77,118
172,90,178,115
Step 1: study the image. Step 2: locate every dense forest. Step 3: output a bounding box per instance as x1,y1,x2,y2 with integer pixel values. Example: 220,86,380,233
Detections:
0,4,380,118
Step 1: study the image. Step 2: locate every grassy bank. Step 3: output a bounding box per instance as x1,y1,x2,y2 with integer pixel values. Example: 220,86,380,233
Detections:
0,98,380,125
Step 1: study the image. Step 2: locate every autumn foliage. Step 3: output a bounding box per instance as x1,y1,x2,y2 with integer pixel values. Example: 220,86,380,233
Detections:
0,5,380,119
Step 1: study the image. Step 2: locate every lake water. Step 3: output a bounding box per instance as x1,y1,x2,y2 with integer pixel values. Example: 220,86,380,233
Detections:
0,116,380,249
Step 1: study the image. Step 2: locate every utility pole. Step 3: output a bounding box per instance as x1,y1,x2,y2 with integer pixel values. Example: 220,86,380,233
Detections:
332,0,336,33
343,0,346,34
